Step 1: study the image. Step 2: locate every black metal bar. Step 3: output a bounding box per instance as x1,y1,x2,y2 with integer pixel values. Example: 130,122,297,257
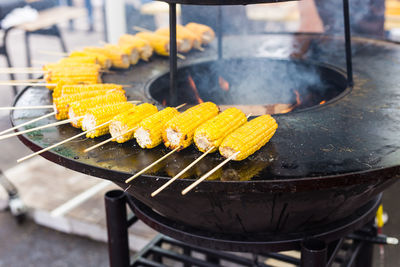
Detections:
150,246,220,267
133,258,165,267
326,239,344,267
342,0,353,86
301,239,327,267
217,6,223,59
169,3,178,106
54,25,67,53
24,32,32,80
127,213,138,227
105,190,130,267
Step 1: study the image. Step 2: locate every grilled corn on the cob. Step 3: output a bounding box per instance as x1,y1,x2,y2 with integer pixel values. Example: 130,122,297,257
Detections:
109,103,158,143
156,27,193,53
135,107,180,149
163,102,219,150
104,44,139,66
84,47,130,69
52,83,123,98
118,34,153,61
136,32,182,56
53,88,124,120
185,23,215,45
82,102,136,138
194,108,247,153
219,115,278,161
44,65,102,86
69,51,112,69
68,92,127,128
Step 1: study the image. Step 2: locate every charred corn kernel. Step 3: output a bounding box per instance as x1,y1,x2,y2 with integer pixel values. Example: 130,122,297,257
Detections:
104,44,139,66
69,51,112,69
163,102,219,150
194,108,247,153
156,27,193,53
135,107,180,149
185,23,215,45
52,83,123,98
84,47,130,69
68,92,127,128
136,32,182,56
219,115,278,161
118,34,153,61
53,88,124,120
82,102,135,138
44,65,102,85
109,103,158,143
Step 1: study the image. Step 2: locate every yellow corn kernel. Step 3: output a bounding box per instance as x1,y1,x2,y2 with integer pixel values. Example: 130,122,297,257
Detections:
42,63,101,72
185,22,215,45
219,115,278,161
163,102,219,150
194,108,247,153
109,103,158,143
82,102,136,138
68,92,127,128
53,88,124,120
84,47,130,69
58,56,99,65
118,34,153,61
135,107,180,149
69,51,112,69
52,83,123,98
156,27,193,53
45,79,93,91
177,25,203,50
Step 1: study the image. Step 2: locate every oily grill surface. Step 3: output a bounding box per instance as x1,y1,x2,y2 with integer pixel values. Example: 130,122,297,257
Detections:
12,34,400,234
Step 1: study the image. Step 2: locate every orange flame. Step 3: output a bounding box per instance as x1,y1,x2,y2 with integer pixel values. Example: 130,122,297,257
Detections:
162,99,167,106
280,90,302,114
218,76,230,91
319,100,326,105
188,75,204,104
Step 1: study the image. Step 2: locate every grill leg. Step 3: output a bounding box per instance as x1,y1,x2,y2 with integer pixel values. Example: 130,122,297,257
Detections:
301,239,327,267
105,190,130,267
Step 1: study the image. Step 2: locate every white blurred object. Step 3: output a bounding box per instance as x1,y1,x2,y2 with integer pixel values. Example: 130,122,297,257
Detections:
1,6,39,29
105,0,126,43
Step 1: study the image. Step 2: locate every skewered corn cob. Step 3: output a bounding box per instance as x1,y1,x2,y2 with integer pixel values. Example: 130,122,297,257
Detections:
53,88,124,120
52,83,123,98
105,44,139,66
163,102,219,150
219,115,278,161
44,65,102,86
177,25,203,50
118,34,153,61
43,62,101,72
185,23,215,45
135,107,180,149
194,107,247,153
156,27,193,53
136,32,182,56
109,103,158,143
68,92,127,128
84,47,130,69
58,56,99,66
82,102,136,138
69,51,112,69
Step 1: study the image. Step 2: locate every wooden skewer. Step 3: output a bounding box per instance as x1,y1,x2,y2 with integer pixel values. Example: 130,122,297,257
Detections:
0,82,54,87
151,146,214,197
83,128,135,153
181,152,239,195
0,111,56,136
133,26,152,32
0,68,42,73
0,105,53,111
125,147,179,184
196,46,205,52
17,120,112,163
0,115,83,141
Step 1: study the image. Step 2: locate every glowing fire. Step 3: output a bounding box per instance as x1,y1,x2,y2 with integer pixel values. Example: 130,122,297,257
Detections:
218,76,230,91
319,100,326,105
187,75,204,104
162,99,167,106
280,90,301,114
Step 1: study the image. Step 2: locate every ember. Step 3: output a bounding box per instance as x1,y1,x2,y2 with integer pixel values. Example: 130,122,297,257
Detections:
187,75,204,104
320,100,326,105
218,76,230,91
280,90,301,114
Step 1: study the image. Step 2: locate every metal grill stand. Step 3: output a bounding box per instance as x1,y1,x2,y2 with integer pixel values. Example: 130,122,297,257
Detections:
105,190,387,267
